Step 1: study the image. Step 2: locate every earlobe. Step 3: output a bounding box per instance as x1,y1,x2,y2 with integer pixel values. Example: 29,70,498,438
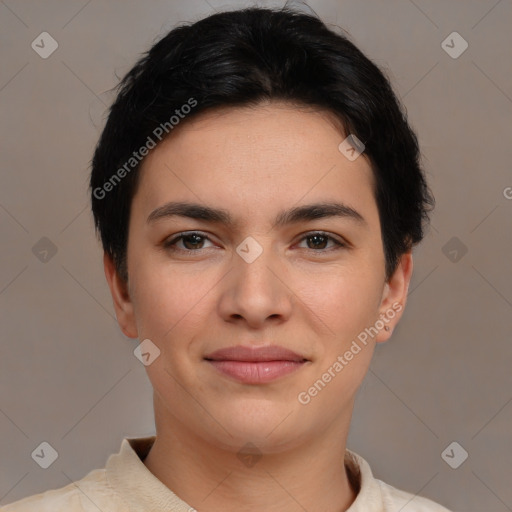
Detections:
103,253,138,339
375,252,413,343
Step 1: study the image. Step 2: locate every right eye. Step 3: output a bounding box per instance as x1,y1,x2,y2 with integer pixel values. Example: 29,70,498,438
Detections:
163,231,216,252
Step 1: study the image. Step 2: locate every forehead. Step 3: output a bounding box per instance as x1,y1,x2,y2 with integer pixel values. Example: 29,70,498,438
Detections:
133,102,379,231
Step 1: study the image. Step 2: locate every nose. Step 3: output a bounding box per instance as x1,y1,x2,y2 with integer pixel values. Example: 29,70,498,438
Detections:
217,239,293,329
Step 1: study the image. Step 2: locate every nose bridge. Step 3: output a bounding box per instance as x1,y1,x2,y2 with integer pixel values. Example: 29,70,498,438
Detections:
234,234,279,291
219,234,292,324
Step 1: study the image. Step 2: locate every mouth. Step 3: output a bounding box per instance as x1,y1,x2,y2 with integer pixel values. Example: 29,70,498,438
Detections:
204,345,309,384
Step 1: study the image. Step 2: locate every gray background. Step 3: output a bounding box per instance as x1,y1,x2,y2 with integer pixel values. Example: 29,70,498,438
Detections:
1,1,511,511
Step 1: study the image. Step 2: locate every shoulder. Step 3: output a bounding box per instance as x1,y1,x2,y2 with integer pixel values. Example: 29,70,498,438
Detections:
377,478,453,512
0,468,128,512
344,449,452,512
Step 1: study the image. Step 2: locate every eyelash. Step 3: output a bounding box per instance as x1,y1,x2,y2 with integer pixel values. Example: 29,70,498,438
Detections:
163,231,347,254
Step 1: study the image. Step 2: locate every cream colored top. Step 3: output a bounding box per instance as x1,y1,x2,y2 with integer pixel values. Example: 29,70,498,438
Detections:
1,436,452,511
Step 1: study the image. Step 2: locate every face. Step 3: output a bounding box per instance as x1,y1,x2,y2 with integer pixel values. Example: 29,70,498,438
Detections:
105,102,412,454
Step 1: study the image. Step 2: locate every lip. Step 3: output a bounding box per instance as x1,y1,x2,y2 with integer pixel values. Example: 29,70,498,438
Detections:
205,345,307,362
204,345,309,384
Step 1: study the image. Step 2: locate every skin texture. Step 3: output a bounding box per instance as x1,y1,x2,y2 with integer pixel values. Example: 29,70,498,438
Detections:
104,101,413,512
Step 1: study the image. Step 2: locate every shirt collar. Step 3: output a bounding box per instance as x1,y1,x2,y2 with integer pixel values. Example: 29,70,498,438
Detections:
106,436,383,511
106,436,193,512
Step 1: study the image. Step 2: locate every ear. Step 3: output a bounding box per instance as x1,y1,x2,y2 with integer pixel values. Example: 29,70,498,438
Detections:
103,252,138,339
374,251,413,343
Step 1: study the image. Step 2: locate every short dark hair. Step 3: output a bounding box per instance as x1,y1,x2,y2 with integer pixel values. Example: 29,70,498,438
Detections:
90,6,434,282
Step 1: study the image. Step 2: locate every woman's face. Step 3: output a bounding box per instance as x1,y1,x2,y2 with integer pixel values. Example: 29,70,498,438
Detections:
107,102,411,453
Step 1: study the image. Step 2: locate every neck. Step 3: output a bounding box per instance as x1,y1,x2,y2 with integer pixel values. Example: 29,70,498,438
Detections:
143,405,358,512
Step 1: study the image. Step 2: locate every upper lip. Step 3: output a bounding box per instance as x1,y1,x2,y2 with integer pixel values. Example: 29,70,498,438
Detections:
204,345,307,362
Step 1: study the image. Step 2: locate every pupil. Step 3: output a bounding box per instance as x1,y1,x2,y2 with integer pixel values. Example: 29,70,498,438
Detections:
184,234,202,249
309,235,327,249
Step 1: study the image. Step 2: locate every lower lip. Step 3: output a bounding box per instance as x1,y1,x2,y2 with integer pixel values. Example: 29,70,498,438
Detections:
207,360,306,384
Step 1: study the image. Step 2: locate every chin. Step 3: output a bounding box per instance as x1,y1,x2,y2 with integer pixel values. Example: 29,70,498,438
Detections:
201,404,308,452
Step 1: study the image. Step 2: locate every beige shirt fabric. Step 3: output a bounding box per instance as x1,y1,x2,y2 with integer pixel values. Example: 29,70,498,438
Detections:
1,436,452,512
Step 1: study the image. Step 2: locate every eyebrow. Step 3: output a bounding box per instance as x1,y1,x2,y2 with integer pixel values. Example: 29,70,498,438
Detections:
146,201,366,229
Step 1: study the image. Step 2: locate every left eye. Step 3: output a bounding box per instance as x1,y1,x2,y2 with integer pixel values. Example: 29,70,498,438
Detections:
163,231,345,252
163,232,215,251
296,232,345,251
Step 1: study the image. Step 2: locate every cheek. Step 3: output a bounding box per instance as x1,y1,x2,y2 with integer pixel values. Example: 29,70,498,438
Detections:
130,269,210,389
294,265,383,336
130,262,218,342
